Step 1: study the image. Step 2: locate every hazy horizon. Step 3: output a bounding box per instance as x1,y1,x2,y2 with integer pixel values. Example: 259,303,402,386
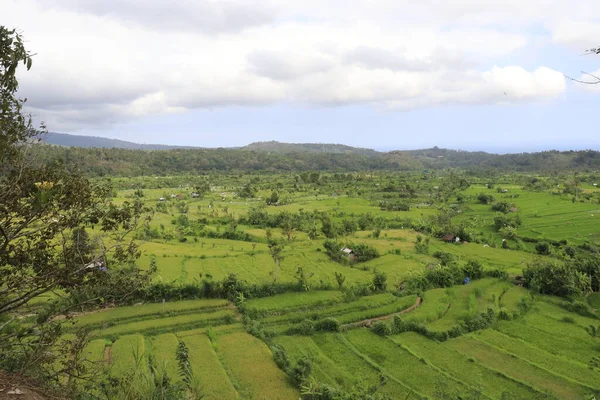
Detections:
44,131,600,155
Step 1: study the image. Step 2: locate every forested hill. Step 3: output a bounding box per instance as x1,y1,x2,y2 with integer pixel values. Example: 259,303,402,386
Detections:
244,141,380,156
27,143,600,176
396,147,600,171
39,132,200,150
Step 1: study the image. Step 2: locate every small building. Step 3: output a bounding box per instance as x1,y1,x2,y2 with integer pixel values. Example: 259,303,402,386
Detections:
442,234,456,243
158,197,166,201
85,261,107,272
341,247,356,261
191,192,201,198
502,189,509,193
170,194,177,198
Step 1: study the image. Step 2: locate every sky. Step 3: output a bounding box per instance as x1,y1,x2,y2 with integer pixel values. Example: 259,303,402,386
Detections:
5,0,600,153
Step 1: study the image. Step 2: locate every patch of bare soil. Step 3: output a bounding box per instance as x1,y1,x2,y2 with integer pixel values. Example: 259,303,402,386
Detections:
0,372,54,400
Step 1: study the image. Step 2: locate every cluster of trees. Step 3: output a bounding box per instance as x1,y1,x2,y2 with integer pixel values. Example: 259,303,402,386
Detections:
523,257,600,297
400,258,508,294
0,27,153,396
323,240,380,264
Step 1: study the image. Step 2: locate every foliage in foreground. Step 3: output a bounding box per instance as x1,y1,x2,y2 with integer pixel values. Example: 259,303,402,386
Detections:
0,26,152,395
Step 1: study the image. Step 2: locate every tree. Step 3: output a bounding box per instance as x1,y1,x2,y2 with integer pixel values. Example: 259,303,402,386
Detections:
193,179,210,198
267,190,279,205
279,212,298,241
0,27,152,391
266,230,285,282
523,260,591,297
372,271,387,292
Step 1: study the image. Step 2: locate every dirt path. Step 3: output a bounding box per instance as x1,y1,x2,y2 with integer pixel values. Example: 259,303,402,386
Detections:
103,345,112,366
343,296,422,329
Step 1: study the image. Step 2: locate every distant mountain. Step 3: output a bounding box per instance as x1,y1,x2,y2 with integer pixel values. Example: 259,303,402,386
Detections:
243,140,380,156
39,132,200,150
38,134,381,156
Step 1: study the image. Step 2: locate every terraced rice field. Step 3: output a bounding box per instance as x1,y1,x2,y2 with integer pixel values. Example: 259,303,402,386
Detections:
79,299,297,398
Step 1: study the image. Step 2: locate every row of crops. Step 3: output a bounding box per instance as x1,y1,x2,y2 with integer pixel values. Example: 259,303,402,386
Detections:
77,278,600,399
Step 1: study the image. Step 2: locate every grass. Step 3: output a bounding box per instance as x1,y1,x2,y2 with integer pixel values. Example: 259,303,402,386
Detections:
74,299,230,328
99,309,235,337
83,339,108,364
109,335,147,377
259,293,403,326
311,333,419,399
244,290,343,314
495,320,599,365
391,332,540,399
343,329,467,399
271,335,355,388
589,292,600,309
147,334,180,383
336,295,417,324
183,334,239,400
404,287,451,324
217,332,300,400
469,329,600,390
447,336,589,400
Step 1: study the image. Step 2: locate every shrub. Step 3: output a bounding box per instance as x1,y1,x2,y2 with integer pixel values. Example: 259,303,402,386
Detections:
498,308,511,321
432,251,456,266
291,356,312,385
414,235,430,255
372,271,387,292
371,321,391,336
560,300,597,318
462,260,484,280
491,201,513,214
298,319,315,335
271,344,291,372
477,193,495,204
315,317,341,332
523,260,591,297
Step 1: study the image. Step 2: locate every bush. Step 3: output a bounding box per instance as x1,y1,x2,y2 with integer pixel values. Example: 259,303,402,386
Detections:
491,201,513,214
560,300,597,318
535,242,551,255
477,193,495,204
372,271,387,292
371,321,391,336
498,308,511,321
315,317,341,332
298,319,315,335
271,344,291,372
523,260,591,297
433,251,456,266
462,260,484,280
291,357,312,385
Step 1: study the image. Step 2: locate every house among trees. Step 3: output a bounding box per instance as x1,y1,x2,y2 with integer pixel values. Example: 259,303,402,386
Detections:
191,192,201,198
341,247,356,261
84,260,107,272
442,234,460,243
158,197,166,201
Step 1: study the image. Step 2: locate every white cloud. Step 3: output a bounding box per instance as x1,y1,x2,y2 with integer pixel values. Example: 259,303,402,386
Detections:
4,0,590,130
